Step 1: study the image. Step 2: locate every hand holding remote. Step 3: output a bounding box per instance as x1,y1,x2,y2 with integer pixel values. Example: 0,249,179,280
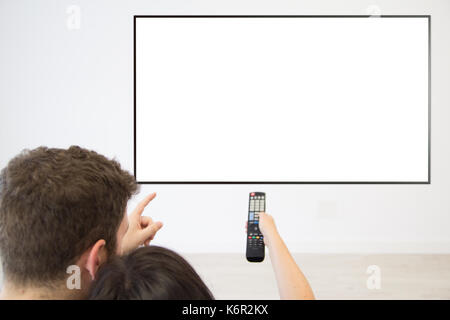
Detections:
245,197,315,299
258,212,279,246
245,212,280,246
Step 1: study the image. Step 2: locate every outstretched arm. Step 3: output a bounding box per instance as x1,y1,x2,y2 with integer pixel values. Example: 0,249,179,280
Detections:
257,213,315,300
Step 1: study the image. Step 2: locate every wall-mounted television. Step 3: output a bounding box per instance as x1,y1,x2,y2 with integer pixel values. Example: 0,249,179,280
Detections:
134,16,430,184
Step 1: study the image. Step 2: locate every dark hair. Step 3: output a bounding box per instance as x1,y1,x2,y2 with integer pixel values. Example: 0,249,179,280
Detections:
0,146,138,286
89,246,214,300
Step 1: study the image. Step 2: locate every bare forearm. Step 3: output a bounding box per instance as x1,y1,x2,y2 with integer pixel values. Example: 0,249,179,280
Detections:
267,233,315,300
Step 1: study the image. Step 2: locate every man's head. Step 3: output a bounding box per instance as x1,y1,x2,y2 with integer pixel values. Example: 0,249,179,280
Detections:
0,146,138,296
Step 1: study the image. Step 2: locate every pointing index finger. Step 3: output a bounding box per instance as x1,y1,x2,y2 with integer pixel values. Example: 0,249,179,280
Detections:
131,192,156,218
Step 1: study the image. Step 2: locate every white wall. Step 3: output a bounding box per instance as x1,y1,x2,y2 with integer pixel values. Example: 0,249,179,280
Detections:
1,0,449,253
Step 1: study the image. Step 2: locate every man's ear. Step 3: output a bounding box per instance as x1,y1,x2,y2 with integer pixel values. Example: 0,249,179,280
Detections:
85,239,107,280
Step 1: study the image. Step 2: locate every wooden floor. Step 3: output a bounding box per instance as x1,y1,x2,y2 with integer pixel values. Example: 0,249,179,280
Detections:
1,254,450,299
184,254,450,300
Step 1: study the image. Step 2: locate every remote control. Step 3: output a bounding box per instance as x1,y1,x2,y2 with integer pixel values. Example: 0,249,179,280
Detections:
246,192,265,262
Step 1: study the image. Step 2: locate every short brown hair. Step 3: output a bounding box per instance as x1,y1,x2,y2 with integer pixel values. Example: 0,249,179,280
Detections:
89,246,214,300
0,146,138,286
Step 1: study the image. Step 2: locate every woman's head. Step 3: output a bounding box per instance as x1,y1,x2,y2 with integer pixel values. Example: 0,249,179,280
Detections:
89,246,214,300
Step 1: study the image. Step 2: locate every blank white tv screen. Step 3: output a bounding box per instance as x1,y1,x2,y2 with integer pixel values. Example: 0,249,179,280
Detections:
135,16,429,183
